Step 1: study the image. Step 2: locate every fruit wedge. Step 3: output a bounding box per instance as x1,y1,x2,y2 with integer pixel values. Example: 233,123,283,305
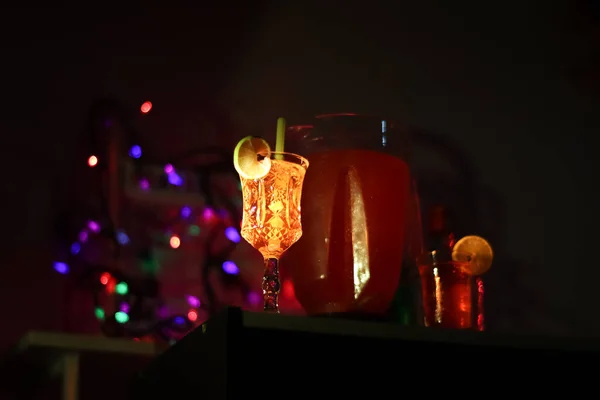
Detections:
452,235,494,276
233,136,272,180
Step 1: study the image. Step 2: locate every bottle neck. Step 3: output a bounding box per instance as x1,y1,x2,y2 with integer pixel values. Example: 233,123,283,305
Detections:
427,205,455,252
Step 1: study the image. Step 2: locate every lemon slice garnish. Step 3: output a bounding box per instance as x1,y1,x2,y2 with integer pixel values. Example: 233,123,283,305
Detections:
452,235,494,276
233,136,272,180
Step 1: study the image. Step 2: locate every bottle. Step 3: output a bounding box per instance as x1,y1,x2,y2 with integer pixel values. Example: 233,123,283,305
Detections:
426,204,455,254
390,264,420,325
389,180,423,325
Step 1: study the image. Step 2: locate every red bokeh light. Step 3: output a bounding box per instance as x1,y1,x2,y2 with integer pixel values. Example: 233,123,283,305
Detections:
106,279,116,294
140,101,152,114
100,272,111,285
187,309,198,322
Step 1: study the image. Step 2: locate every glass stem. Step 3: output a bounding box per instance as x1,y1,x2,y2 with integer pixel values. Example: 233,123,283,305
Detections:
262,258,281,313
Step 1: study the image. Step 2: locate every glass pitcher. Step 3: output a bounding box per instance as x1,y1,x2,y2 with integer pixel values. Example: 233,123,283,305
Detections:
283,113,421,319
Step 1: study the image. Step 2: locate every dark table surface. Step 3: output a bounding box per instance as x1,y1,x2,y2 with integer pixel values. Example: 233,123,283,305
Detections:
131,308,600,399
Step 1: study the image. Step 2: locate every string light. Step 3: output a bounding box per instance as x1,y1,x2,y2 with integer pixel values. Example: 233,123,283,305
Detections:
187,309,198,322
186,295,201,308
88,155,98,167
106,279,116,293
115,311,129,324
70,242,81,255
53,261,69,274
55,98,248,343
139,178,150,191
129,145,142,159
203,207,215,221
55,201,243,334
247,292,261,305
180,206,192,219
224,227,241,243
140,101,152,114
88,220,101,233
116,230,130,245
165,164,183,186
169,235,181,249
222,261,239,275
95,307,105,320
100,272,111,285
115,281,129,295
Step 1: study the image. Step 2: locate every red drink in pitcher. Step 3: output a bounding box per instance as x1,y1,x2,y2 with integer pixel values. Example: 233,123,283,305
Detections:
284,149,410,316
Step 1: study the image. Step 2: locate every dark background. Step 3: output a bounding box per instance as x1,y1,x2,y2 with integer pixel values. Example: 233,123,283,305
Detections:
0,1,598,353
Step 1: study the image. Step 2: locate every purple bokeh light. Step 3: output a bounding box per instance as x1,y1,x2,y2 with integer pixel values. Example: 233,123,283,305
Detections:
222,261,239,275
181,206,192,219
139,178,150,191
224,227,241,243
247,292,261,305
88,220,101,233
129,145,142,159
70,242,81,255
203,207,214,220
167,171,183,186
187,295,201,308
53,261,69,274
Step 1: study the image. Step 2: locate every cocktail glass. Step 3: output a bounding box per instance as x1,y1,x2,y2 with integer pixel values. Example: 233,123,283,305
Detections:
238,152,309,313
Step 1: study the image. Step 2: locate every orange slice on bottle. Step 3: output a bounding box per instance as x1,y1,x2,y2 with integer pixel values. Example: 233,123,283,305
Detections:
452,235,494,276
233,136,271,180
